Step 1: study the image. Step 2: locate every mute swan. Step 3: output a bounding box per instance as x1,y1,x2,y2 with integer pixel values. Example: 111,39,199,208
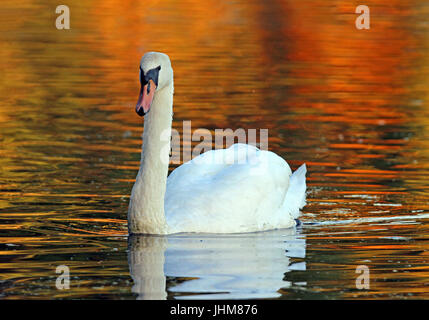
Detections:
128,52,307,235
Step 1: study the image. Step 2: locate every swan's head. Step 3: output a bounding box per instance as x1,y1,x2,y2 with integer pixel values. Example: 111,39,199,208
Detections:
135,52,173,116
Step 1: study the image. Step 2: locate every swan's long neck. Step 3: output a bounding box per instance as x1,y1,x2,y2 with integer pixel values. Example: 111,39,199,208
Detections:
128,83,173,234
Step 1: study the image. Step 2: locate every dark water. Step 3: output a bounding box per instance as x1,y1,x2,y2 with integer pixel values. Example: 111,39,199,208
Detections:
0,0,428,299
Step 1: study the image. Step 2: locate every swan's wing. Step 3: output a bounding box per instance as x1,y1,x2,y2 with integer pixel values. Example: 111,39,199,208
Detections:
165,144,294,233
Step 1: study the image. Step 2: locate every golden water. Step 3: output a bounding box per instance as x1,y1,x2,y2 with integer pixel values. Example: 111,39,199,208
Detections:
0,0,428,299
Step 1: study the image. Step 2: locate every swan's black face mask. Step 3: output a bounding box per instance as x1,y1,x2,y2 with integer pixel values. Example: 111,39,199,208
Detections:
136,65,161,116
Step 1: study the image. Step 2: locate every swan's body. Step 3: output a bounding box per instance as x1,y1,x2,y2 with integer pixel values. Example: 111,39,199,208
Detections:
165,144,306,233
128,52,307,235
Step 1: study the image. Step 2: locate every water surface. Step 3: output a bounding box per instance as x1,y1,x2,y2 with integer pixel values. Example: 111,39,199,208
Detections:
0,0,428,299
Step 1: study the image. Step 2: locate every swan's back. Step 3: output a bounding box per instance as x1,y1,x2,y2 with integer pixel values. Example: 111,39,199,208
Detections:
165,144,306,233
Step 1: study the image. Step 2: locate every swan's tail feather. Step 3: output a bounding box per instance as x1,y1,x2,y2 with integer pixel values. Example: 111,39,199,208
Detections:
283,163,307,219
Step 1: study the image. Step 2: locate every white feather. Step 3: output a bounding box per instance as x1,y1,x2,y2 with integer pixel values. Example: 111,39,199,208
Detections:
282,163,307,219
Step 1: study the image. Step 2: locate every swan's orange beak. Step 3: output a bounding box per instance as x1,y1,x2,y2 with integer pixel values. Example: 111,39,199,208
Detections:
136,79,156,116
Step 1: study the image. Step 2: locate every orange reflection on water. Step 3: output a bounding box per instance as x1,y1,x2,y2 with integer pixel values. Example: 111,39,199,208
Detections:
0,0,428,299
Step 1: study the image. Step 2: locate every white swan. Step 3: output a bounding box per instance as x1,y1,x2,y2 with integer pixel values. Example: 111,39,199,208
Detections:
128,52,307,235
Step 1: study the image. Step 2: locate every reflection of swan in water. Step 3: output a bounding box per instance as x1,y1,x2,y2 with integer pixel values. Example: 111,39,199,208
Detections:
128,229,306,299
128,236,168,300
